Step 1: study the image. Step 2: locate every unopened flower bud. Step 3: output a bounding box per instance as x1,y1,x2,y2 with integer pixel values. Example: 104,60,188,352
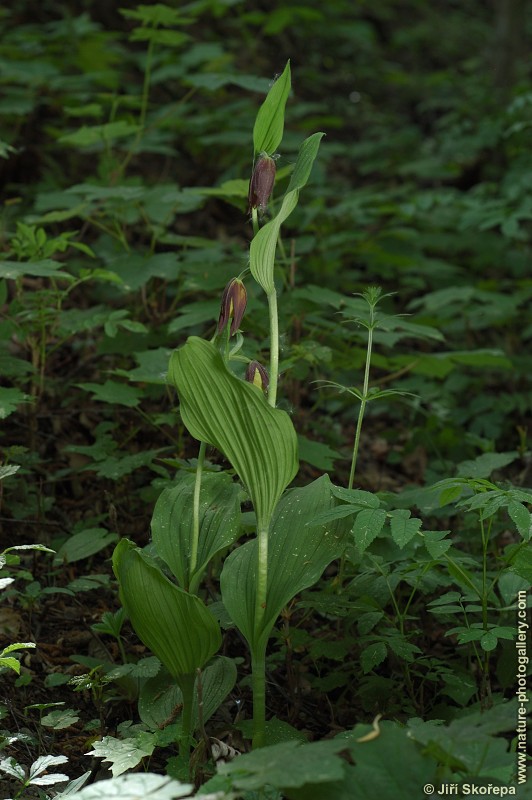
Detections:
217,278,247,336
245,360,269,393
248,154,276,213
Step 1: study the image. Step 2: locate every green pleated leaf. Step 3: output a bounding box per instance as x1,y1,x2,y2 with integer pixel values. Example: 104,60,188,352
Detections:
220,475,350,651
169,337,298,530
152,471,241,593
250,132,324,293
138,655,237,731
112,539,221,680
253,61,291,156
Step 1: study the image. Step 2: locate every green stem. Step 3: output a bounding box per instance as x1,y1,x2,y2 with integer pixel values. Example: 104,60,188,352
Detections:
348,319,374,490
252,206,259,237
190,441,207,588
252,521,269,747
267,290,279,407
178,672,196,761
251,641,267,748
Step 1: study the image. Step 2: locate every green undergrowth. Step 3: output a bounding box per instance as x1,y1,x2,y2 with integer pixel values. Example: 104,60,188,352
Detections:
0,2,531,799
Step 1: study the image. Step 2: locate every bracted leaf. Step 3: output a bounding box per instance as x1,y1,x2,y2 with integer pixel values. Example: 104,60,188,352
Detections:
152,471,241,593
169,337,298,530
253,61,291,156
250,132,324,294
113,539,220,680
221,475,350,650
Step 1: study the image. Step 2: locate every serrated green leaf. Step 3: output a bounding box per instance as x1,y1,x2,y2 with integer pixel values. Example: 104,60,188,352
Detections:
423,530,452,558
0,656,22,673
253,61,291,155
76,380,142,408
87,732,155,777
0,259,74,280
113,539,221,680
360,641,387,673
510,547,532,582
389,509,422,548
508,500,532,540
352,508,387,554
0,463,20,479
0,642,35,656
330,486,380,507
480,631,498,651
41,708,80,730
29,754,68,779
0,756,25,779
169,337,297,530
456,451,518,479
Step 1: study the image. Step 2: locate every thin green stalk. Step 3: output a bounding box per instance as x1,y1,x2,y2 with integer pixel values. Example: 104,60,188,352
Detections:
348,318,374,490
190,441,207,588
267,290,279,407
251,206,260,237
178,673,196,760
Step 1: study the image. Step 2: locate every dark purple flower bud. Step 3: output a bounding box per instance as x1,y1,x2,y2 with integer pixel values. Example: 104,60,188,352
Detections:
248,154,276,213
245,360,269,393
217,278,247,336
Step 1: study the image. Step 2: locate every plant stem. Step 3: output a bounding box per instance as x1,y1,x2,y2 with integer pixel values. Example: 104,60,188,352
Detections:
251,206,259,237
348,317,374,490
251,641,267,748
267,290,279,407
190,441,207,588
178,673,196,760
252,521,269,747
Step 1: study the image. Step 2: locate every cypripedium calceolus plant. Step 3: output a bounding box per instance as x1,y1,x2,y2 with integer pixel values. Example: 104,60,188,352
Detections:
113,61,351,761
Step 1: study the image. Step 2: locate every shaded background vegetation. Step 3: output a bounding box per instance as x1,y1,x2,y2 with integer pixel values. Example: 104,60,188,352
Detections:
0,0,531,790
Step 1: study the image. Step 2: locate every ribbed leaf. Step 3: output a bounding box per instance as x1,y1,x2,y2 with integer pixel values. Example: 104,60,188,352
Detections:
151,471,241,592
138,655,237,731
221,475,350,650
113,539,220,679
253,61,291,156
169,337,298,530
250,132,324,293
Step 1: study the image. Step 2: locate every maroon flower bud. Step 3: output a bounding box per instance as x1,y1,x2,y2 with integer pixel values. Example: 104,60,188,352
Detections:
248,154,276,213
245,360,269,393
217,278,247,336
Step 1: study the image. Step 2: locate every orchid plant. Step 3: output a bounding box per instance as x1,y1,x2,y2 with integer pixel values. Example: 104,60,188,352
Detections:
113,61,351,758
